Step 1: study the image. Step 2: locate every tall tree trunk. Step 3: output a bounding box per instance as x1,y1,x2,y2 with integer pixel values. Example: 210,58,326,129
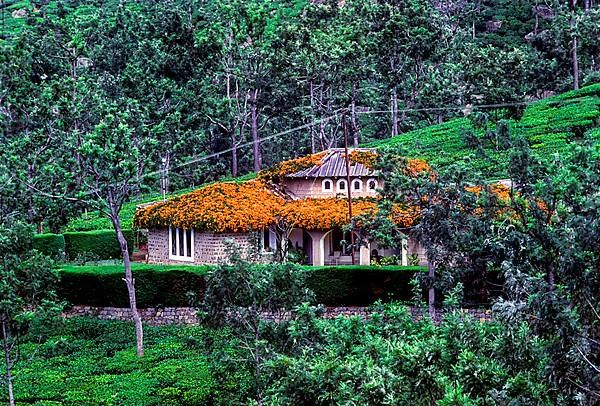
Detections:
351,82,359,148
250,89,262,172
428,261,436,320
161,153,170,196
231,133,238,178
570,0,580,90
110,212,144,357
1,319,15,406
391,86,399,137
309,81,316,153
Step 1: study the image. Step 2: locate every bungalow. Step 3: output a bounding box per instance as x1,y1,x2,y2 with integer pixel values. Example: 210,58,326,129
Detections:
134,148,427,266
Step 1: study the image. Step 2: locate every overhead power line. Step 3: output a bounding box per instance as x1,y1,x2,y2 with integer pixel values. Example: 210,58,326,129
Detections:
163,97,564,176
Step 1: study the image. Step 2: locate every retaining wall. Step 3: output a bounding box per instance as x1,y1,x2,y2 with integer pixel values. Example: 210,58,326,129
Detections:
64,305,493,326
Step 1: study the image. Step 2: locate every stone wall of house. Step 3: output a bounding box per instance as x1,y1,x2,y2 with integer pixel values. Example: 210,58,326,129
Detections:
147,228,253,265
64,305,493,326
285,177,381,199
147,228,170,264
195,232,252,264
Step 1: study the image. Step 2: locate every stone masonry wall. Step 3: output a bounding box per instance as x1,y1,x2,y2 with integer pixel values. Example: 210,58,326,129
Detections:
64,305,493,326
195,232,251,264
147,228,170,264
147,228,252,265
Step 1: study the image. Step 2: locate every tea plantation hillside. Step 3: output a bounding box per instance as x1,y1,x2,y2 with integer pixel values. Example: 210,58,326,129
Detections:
365,83,600,178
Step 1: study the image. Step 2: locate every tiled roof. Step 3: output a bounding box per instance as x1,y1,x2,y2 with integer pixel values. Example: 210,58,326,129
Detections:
286,148,377,178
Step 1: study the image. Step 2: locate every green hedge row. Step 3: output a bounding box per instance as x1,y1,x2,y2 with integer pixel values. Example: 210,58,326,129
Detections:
33,233,65,259
307,266,425,306
58,265,425,307
33,230,135,261
64,229,134,260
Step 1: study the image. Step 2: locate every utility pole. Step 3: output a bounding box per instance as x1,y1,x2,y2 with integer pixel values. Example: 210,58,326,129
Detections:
342,110,355,265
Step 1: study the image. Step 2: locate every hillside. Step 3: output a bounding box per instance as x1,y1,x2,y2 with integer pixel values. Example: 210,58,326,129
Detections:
365,83,600,178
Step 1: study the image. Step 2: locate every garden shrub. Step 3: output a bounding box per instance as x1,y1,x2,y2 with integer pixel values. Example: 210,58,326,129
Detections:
57,264,425,308
58,265,209,307
33,233,66,259
306,266,425,306
63,229,135,260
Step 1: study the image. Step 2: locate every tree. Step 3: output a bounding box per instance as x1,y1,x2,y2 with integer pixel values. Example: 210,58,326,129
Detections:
0,222,61,406
201,253,314,403
66,96,156,357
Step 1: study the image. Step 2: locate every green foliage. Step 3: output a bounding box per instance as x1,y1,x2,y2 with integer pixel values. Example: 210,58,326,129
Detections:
63,229,134,261
56,263,425,308
306,266,425,306
262,303,552,405
366,84,600,178
58,264,209,308
0,221,62,404
32,233,65,260
0,318,218,405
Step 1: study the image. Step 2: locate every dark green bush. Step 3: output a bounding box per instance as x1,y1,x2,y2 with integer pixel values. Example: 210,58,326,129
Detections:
33,233,66,259
59,266,208,307
58,264,425,308
307,266,425,306
63,229,135,260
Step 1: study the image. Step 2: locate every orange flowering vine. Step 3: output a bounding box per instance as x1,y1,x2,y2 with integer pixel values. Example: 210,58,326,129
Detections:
348,150,378,170
257,152,327,185
135,153,432,233
134,181,284,232
279,198,378,230
404,158,431,177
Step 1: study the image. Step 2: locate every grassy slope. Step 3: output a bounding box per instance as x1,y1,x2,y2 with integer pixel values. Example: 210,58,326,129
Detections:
1,318,223,404
365,83,600,178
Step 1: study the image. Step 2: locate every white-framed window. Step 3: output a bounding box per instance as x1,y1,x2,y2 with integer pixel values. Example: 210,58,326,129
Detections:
262,228,276,252
367,178,378,192
336,179,347,193
352,179,363,192
169,227,194,261
322,178,333,193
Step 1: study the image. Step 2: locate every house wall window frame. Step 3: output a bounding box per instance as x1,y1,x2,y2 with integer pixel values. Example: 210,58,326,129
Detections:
352,179,363,192
322,178,334,193
169,227,194,261
367,178,378,192
336,179,347,193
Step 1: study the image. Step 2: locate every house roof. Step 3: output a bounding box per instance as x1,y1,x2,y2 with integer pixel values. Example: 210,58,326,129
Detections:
286,148,377,178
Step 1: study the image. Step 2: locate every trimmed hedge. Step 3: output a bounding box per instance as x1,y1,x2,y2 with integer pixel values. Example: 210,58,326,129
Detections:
33,233,65,259
58,264,425,307
63,229,135,260
306,266,426,306
58,264,209,307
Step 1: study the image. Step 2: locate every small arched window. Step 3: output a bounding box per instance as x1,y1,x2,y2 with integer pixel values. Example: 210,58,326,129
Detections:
353,179,363,192
337,179,347,192
322,178,333,192
367,179,378,192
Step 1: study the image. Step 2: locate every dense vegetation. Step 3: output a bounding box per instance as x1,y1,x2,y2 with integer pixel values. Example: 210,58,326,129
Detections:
0,313,549,405
368,83,600,177
56,263,426,307
1,1,599,404
1,0,599,232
